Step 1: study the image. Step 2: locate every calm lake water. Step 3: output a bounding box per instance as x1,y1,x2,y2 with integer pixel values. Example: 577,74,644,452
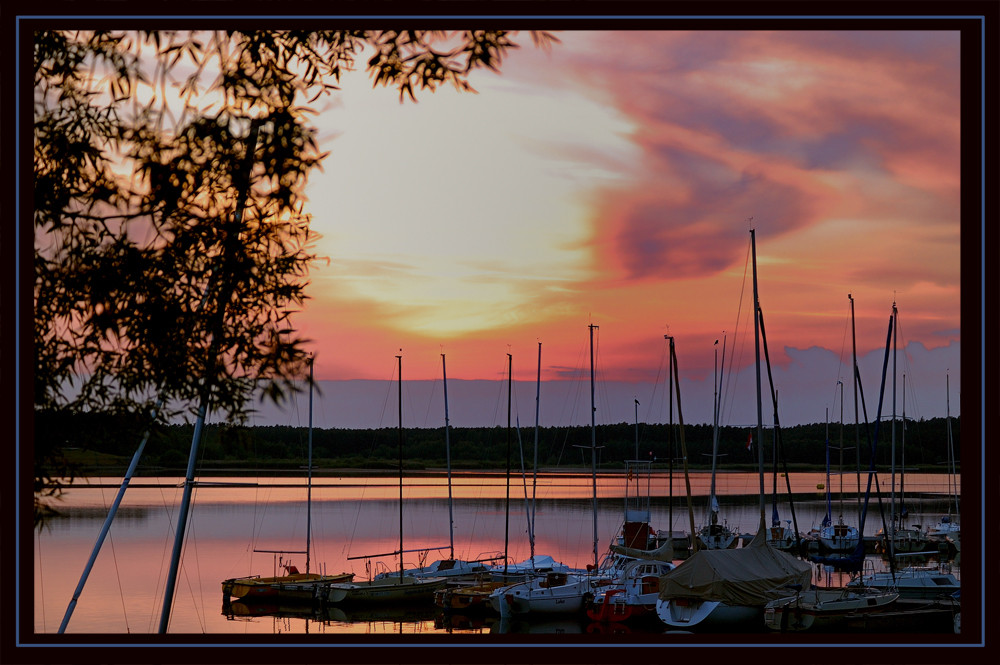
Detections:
33,471,961,636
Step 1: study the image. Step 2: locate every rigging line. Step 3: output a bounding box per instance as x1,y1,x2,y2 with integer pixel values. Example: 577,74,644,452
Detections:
490,354,509,427
721,237,753,426
594,331,614,430
422,374,440,428
179,450,208,633
245,412,263,575
515,417,533,544
178,517,208,634
345,360,397,562
837,297,851,385
894,314,923,419
639,339,669,445
149,480,179,632
98,482,131,633
289,388,311,570
553,337,589,466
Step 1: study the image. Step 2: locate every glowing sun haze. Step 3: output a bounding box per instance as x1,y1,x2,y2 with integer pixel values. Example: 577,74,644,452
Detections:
288,30,961,426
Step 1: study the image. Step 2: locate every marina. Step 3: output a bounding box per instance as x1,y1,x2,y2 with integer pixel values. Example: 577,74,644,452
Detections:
34,471,962,636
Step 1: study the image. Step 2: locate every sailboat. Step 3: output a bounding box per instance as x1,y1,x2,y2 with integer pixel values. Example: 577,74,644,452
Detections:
488,325,604,616
926,372,960,548
585,458,678,624
221,355,353,602
653,335,692,557
437,351,549,612
317,353,447,605
812,298,928,608
696,337,738,550
817,379,861,553
764,585,899,632
876,304,929,556
655,228,813,630
586,557,674,623
764,394,797,552
847,561,960,600
375,353,501,582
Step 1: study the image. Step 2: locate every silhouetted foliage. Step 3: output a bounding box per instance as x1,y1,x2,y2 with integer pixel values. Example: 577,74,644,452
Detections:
36,413,960,476
32,29,558,525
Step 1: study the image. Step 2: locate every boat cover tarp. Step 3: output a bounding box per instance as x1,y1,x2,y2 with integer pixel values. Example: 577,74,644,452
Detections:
658,529,812,606
610,538,675,562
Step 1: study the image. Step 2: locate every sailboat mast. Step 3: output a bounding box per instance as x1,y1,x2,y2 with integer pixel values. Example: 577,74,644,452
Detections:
307,354,314,574
902,373,907,526
59,399,163,633
838,380,844,517
397,353,403,579
442,353,454,560
946,372,956,517
709,339,719,525
505,353,512,576
589,324,599,570
891,302,898,535
532,342,541,560
850,294,862,527
666,335,674,537
159,117,260,633
635,398,640,461
751,229,765,526
824,408,832,526
669,336,698,551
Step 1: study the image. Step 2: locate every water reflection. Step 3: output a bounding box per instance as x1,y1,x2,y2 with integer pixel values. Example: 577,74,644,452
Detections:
36,473,961,635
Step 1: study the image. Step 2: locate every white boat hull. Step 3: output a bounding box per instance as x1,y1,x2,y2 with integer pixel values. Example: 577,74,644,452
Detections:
696,524,737,550
489,573,592,616
322,576,447,604
818,523,860,552
847,567,959,600
764,588,899,632
655,597,760,629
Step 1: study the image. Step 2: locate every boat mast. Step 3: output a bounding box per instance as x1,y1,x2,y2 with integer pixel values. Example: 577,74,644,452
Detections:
751,228,765,528
902,372,907,529
709,339,720,528
824,407,832,528
397,353,404,579
533,342,541,561
666,334,674,539
849,294,862,529
891,301,898,538
838,379,845,521
159,117,260,633
589,323,599,570
669,335,698,551
442,353,454,560
307,354,314,574
505,353,512,576
634,398,640,462
946,372,957,518
59,400,163,633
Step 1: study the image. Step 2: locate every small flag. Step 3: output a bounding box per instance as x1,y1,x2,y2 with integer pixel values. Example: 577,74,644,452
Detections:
746,432,753,452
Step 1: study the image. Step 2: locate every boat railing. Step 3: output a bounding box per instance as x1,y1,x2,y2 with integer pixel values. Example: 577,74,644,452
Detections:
858,557,878,580
370,559,392,580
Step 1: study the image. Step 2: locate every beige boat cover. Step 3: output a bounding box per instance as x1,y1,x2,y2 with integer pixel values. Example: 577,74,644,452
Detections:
657,528,812,606
610,538,675,562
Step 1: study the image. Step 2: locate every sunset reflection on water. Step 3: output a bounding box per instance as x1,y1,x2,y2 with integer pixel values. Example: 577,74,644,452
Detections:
35,472,959,635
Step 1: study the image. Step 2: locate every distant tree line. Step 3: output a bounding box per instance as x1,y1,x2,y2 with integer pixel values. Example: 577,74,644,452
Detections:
36,410,960,476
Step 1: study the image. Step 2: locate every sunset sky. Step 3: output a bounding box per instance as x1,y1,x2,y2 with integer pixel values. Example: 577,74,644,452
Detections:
264,30,962,429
